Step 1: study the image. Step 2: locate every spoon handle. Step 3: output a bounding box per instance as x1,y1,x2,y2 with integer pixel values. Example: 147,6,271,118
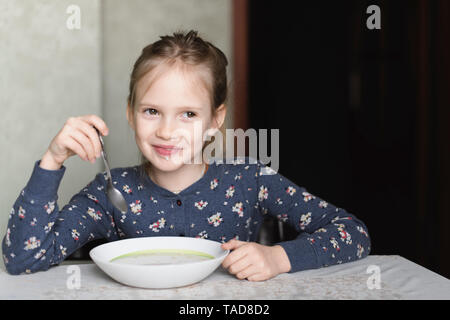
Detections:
94,127,113,183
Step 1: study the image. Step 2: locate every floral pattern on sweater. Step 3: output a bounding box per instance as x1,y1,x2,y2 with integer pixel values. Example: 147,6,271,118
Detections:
2,157,371,275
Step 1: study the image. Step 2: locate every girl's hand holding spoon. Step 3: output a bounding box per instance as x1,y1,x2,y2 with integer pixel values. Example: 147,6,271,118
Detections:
40,114,109,170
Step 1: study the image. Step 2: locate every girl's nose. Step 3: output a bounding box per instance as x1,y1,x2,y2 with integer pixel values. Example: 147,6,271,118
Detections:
156,119,175,140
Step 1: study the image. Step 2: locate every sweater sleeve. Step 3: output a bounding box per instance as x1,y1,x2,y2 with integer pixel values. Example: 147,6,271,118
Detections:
255,160,371,273
2,160,119,275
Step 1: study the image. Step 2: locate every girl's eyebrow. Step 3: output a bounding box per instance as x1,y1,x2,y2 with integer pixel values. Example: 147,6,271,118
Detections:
139,103,202,111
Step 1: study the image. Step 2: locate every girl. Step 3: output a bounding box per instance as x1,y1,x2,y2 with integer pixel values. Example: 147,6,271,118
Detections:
2,30,371,281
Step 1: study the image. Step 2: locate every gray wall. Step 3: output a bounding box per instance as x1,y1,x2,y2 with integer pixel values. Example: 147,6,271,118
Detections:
0,0,102,269
0,0,232,269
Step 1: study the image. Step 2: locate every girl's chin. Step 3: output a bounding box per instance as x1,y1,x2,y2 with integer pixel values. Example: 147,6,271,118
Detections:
149,152,186,166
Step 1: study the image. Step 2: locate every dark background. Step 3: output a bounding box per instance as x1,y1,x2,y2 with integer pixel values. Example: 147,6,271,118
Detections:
248,0,450,278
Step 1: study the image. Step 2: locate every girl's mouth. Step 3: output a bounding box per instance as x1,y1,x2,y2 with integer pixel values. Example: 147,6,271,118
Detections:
152,144,182,157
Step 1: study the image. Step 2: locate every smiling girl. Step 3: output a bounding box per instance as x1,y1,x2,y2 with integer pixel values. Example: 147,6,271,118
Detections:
2,30,371,280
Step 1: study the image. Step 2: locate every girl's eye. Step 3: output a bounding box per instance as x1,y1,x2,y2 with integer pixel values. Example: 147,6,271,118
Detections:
144,108,158,116
183,111,196,119
143,108,195,119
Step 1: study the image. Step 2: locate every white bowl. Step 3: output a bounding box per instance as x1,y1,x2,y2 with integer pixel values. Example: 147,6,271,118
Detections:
89,236,229,289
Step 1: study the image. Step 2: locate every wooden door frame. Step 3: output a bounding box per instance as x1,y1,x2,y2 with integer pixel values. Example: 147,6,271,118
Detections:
232,0,249,131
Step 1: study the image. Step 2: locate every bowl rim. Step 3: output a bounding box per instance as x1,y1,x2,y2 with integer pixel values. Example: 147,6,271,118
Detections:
89,236,230,268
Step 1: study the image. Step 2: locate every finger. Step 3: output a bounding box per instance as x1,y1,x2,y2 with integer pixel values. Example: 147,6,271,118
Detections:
236,265,260,280
222,245,249,269
247,272,268,282
64,134,89,161
227,255,252,276
80,114,109,136
222,239,247,251
65,118,97,161
77,120,102,159
69,128,96,162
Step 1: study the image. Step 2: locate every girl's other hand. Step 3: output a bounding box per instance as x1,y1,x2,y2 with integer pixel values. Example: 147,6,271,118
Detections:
40,115,109,170
221,239,291,281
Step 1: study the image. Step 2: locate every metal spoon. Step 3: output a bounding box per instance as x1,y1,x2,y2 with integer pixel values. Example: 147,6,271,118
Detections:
95,128,128,214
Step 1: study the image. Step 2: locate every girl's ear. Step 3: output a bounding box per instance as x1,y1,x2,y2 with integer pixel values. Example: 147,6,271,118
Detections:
212,104,227,131
126,103,135,131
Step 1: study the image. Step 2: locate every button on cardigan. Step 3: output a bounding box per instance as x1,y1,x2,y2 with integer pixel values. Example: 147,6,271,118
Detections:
2,157,371,275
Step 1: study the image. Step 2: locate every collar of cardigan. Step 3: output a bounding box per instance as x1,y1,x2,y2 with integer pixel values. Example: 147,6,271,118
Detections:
140,160,221,198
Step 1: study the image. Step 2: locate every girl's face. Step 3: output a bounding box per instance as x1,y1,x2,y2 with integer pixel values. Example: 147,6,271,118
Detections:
127,65,225,171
